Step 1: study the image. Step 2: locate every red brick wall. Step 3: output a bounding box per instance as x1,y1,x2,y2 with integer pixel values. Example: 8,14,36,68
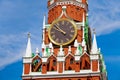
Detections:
48,5,86,23
92,60,98,71
24,64,30,74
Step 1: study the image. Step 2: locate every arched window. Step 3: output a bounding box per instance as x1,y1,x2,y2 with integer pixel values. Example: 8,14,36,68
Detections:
65,54,75,71
68,66,72,70
53,60,56,66
47,62,49,71
80,53,90,70
70,58,74,64
84,60,90,69
32,56,42,72
51,67,54,71
47,55,57,71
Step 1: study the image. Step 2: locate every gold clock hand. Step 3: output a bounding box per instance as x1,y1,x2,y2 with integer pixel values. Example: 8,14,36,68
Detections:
54,24,66,34
53,27,65,34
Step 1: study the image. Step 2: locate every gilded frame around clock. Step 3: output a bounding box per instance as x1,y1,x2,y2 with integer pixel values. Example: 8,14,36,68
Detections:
48,18,77,46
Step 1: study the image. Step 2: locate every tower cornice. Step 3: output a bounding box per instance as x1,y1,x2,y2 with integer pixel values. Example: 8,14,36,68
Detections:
48,0,88,11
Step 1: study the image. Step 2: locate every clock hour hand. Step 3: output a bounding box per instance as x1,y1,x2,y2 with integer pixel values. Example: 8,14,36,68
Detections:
54,24,66,34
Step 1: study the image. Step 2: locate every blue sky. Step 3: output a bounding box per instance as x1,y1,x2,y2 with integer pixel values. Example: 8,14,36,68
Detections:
0,0,120,80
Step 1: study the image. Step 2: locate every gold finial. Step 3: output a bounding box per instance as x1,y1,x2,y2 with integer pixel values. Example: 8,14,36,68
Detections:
27,32,31,38
44,14,46,17
93,28,96,34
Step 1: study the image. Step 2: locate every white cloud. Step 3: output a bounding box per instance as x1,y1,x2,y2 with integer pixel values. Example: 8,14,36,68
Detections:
89,0,120,35
0,0,44,70
0,32,42,70
105,56,120,63
0,33,26,70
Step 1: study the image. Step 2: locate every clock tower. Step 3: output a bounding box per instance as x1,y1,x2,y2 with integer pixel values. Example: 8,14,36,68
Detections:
22,0,107,80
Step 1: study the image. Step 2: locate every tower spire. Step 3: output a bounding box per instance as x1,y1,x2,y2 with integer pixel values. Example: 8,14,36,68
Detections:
82,12,87,52
25,32,32,57
91,29,98,54
42,15,46,49
82,12,86,51
43,14,46,29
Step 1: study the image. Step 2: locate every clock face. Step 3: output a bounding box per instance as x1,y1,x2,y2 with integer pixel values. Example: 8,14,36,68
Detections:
48,19,77,46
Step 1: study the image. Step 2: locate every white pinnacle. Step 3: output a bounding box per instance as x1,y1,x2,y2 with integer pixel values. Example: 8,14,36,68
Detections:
68,46,71,54
51,47,54,55
36,48,39,54
74,39,78,47
75,45,80,55
91,31,98,54
82,12,85,27
59,45,64,56
49,42,53,49
25,33,32,57
42,15,46,49
82,12,86,47
43,15,46,30
43,49,47,57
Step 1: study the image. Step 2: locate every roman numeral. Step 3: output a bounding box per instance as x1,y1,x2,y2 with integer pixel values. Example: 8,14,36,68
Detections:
69,34,73,37
51,31,55,34
52,35,55,39
66,38,69,41
60,40,63,43
55,38,59,42
66,22,69,25
69,26,73,29
71,30,75,33
62,21,64,25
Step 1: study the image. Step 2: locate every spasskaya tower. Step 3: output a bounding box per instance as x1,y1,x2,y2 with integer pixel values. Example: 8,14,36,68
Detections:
22,0,107,80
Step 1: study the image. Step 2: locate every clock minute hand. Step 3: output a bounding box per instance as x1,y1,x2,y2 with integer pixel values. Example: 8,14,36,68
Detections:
53,27,66,34
55,24,66,34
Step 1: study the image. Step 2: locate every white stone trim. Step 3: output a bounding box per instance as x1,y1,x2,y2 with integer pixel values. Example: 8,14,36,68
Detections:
97,60,100,72
50,0,54,5
45,24,50,29
48,1,87,11
58,6,70,19
23,58,32,63
33,54,42,59
76,0,82,3
22,63,24,75
57,56,65,62
65,52,74,59
76,22,83,29
80,52,90,58
63,70,75,74
24,70,100,76
75,55,80,61
90,54,99,60
22,71,101,79
48,54,57,59
80,70,92,73
42,57,48,62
